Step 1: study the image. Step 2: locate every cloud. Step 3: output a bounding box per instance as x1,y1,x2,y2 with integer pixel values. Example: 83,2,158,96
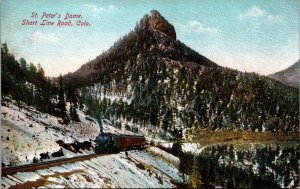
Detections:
238,6,265,20
86,4,117,14
29,31,57,43
177,20,218,35
266,14,283,22
238,6,283,22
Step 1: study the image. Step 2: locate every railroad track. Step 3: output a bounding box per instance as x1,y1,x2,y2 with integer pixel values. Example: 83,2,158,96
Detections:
2,147,149,177
2,153,102,177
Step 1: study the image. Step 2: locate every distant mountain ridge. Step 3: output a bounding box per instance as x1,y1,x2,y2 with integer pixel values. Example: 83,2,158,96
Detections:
269,60,300,89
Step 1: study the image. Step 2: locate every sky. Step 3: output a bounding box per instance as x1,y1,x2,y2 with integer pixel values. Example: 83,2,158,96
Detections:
1,0,299,77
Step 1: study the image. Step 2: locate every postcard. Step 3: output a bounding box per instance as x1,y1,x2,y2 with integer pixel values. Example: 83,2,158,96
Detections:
1,0,299,188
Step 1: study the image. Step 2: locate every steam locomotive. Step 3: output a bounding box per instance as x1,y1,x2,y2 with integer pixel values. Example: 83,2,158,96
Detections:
94,133,146,153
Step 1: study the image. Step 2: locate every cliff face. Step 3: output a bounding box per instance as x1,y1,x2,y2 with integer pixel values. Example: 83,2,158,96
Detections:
148,10,176,40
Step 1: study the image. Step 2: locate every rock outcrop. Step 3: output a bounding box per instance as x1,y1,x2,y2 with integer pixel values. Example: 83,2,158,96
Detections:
148,10,176,40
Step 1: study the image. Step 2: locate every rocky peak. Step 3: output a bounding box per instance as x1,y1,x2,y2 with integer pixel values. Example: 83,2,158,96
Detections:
148,10,176,40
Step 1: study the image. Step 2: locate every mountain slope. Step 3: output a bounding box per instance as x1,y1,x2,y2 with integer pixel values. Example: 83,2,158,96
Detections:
63,10,218,87
269,60,300,89
1,102,183,188
62,10,299,140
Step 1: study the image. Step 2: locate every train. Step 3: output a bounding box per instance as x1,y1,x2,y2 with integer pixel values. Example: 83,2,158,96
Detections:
94,133,146,153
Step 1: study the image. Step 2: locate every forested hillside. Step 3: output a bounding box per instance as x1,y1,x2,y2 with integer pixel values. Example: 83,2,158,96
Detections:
1,43,75,125
62,10,299,140
1,43,56,113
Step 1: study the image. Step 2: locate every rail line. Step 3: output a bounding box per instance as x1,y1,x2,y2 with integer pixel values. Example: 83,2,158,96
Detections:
2,147,149,177
2,153,102,177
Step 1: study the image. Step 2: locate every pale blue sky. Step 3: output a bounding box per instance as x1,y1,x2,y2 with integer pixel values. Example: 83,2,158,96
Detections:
1,0,299,76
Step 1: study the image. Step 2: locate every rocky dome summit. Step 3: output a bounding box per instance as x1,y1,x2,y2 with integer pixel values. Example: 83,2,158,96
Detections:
148,10,176,40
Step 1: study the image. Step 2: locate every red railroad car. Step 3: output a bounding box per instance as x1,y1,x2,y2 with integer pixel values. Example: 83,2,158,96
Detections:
119,135,145,149
95,133,146,153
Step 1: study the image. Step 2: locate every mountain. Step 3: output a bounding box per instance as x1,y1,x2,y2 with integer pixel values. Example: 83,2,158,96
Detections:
1,9,299,189
63,10,299,140
269,60,300,89
63,10,218,87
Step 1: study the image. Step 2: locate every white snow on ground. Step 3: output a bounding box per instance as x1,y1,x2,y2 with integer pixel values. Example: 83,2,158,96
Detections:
152,140,206,155
1,102,136,166
160,142,173,148
102,119,141,136
1,148,183,188
181,143,206,154
13,172,41,182
1,101,183,188
148,147,179,167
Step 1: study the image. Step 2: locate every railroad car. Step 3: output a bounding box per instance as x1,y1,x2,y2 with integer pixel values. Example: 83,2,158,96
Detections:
94,133,146,153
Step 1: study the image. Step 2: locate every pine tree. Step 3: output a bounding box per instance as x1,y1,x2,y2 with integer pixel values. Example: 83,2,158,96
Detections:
36,65,47,111
58,74,69,124
66,86,80,122
28,63,37,106
19,58,28,80
1,43,10,98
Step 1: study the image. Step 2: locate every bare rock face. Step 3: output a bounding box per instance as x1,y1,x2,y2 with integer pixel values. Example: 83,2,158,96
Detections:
148,10,176,40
